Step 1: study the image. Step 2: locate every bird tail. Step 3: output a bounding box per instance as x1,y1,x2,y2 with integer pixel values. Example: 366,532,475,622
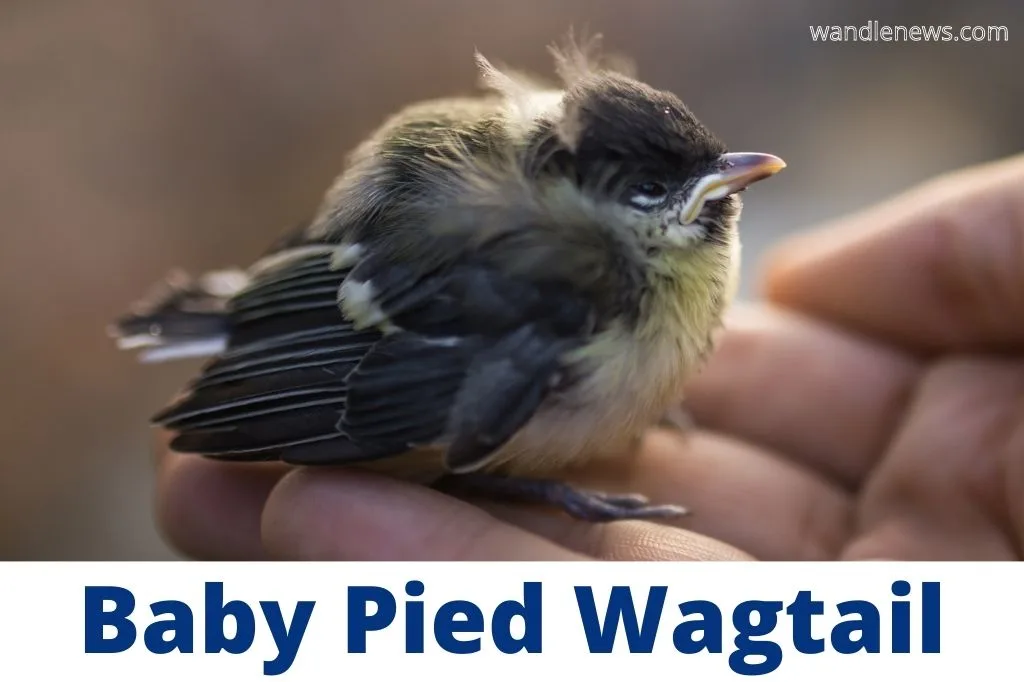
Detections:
108,268,249,363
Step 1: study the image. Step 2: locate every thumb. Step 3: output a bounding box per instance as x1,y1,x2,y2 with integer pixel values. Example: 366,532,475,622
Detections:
763,153,1024,354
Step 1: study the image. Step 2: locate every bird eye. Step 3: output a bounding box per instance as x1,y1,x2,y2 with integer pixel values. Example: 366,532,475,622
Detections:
627,181,669,209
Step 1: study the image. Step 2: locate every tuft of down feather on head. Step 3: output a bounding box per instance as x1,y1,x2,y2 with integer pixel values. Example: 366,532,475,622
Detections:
474,29,636,141
546,29,638,151
547,28,637,86
474,51,562,135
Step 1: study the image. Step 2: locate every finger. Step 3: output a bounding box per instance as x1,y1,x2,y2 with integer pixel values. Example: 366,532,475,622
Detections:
684,303,920,487
843,357,1024,560
562,429,854,560
156,449,290,560
260,468,591,561
479,505,754,561
764,153,1024,353
152,427,175,471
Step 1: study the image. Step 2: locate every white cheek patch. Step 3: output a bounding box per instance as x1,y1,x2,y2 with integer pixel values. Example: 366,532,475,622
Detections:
664,201,743,250
664,221,708,248
658,201,709,248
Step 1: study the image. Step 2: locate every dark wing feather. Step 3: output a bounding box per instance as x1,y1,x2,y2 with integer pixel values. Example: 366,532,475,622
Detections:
444,323,578,471
148,240,594,471
340,333,483,453
339,259,593,471
108,269,242,361
152,250,387,464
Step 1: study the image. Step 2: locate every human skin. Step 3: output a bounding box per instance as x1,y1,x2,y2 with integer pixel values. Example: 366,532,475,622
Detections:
154,153,1024,561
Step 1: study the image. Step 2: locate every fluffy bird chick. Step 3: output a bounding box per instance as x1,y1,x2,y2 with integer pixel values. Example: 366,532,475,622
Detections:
110,36,785,522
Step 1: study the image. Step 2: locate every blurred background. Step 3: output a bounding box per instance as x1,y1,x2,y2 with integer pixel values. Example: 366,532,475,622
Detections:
0,0,1020,559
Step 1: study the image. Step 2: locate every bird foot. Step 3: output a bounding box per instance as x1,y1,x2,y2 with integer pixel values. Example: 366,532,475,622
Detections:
432,473,689,523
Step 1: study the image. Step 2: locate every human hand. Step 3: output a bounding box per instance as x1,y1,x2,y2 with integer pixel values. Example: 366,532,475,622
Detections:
754,153,1024,560
153,153,1024,561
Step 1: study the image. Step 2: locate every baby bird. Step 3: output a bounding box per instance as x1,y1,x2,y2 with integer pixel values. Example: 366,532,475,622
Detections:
110,35,785,522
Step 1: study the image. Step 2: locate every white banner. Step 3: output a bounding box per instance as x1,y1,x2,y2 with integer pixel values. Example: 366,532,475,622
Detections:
0,562,1016,680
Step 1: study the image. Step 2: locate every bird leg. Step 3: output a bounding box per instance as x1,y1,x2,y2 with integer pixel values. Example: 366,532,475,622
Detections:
431,472,689,523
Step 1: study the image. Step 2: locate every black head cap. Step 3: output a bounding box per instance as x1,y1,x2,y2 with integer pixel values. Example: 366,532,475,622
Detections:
554,72,728,195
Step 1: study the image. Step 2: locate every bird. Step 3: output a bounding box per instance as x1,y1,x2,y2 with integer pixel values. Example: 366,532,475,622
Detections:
109,33,785,523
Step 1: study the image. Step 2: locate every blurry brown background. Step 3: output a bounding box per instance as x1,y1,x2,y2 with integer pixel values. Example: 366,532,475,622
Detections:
1,0,1020,559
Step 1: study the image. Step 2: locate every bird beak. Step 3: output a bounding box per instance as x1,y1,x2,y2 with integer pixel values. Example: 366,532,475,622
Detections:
681,152,786,224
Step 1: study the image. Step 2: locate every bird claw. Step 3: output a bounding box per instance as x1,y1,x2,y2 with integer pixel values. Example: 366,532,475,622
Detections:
432,473,690,523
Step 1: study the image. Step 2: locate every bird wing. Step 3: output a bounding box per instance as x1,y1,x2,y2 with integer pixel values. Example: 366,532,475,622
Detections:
339,253,593,472
141,243,594,471
148,247,385,464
